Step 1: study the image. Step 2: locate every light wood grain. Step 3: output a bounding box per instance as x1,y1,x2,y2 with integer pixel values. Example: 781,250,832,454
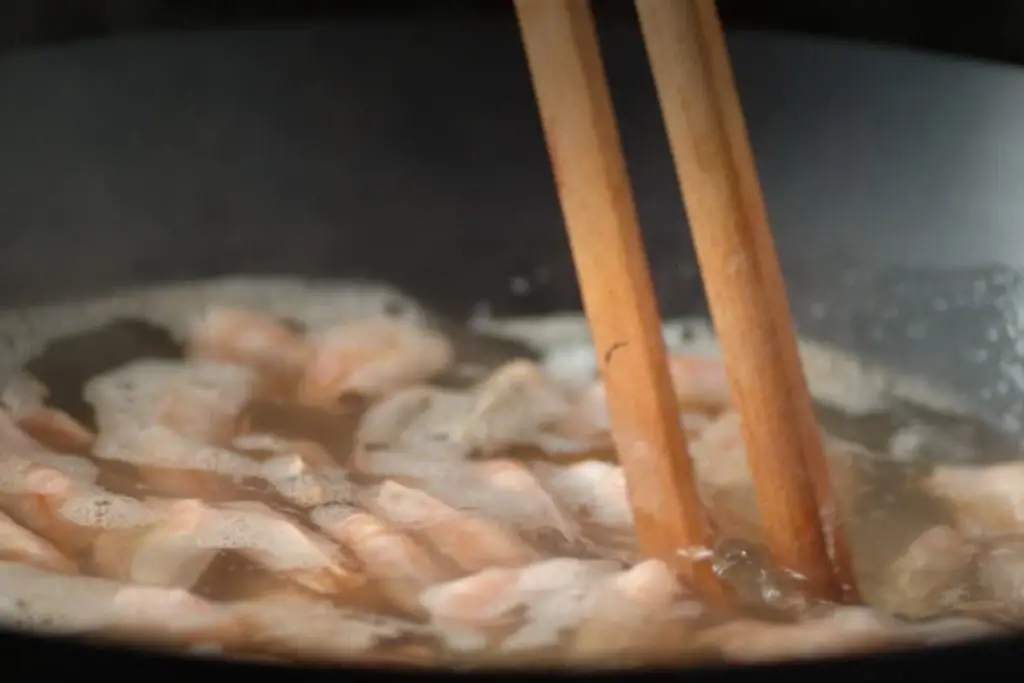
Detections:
514,0,725,600
635,0,854,602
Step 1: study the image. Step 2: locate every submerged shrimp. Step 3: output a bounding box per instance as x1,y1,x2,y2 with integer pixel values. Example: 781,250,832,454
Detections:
449,360,577,453
696,607,894,663
188,307,313,396
88,498,220,589
688,409,863,545
0,408,62,459
354,447,581,550
419,557,618,654
0,466,218,589
93,425,261,500
232,593,435,664
531,460,637,559
563,354,732,446
666,354,732,412
202,501,366,596
923,462,1024,536
84,360,186,434
365,481,538,574
353,386,475,457
153,361,259,446
298,317,452,404
0,509,77,574
880,525,976,619
313,504,448,616
259,455,358,508
571,559,701,660
0,463,98,553
699,606,1001,663
0,374,95,453
465,459,582,545
232,432,338,470
0,561,244,647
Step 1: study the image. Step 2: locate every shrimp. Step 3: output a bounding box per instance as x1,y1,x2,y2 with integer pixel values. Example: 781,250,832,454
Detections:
0,373,93,453
449,360,574,453
231,593,435,665
699,607,1001,663
0,463,94,553
557,354,732,450
88,498,220,589
232,432,338,470
350,444,467,483
471,459,581,542
298,317,452,404
204,500,366,597
351,454,581,551
571,559,700,660
0,561,244,648
0,508,77,574
880,525,976,619
426,459,583,549
976,538,1024,608
93,425,261,500
0,411,100,487
365,481,538,574
16,410,95,454
419,558,617,655
153,361,259,446
0,407,59,458
0,467,216,588
666,353,732,412
923,462,1024,536
688,409,863,545
696,607,894,663
354,385,445,449
350,386,473,465
188,306,313,397
531,461,637,559
84,359,184,434
259,455,358,508
313,505,448,616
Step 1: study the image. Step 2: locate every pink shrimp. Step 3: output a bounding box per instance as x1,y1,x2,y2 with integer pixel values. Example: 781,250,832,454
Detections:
313,504,448,616
366,480,538,574
153,361,259,446
0,508,77,574
188,306,313,397
298,317,452,404
666,353,733,411
880,525,976,618
923,462,1024,536
419,557,618,655
232,593,434,664
571,559,700,659
0,561,244,648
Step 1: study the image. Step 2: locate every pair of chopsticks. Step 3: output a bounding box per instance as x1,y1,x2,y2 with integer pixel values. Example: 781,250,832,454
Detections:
514,0,859,604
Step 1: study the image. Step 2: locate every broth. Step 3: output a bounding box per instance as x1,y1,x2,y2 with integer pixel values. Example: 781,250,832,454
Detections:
0,277,1017,667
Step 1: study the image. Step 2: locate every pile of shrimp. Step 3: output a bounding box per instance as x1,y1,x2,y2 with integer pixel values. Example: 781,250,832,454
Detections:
0,304,1014,667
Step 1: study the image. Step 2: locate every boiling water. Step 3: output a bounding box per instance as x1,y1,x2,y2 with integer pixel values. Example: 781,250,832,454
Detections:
0,276,1017,667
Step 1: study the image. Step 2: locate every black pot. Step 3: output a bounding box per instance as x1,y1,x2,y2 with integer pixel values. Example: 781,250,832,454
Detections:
3,12,1024,677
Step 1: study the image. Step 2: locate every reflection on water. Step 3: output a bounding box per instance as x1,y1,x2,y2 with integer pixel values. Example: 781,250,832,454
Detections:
789,263,1024,444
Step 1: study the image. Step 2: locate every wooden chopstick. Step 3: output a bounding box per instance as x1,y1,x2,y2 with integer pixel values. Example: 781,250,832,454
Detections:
514,0,726,600
635,0,856,602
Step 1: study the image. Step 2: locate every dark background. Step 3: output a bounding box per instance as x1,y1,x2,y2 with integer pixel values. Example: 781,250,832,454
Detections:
3,0,1024,65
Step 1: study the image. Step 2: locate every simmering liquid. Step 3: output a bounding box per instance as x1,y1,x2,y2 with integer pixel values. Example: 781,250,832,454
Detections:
0,277,1017,667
